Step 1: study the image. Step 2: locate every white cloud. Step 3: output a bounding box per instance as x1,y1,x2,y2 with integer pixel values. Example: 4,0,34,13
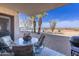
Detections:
36,20,79,28
36,22,50,28
42,22,50,28
56,20,79,28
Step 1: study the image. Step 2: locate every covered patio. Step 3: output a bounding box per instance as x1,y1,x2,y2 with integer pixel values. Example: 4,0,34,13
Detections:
0,3,71,56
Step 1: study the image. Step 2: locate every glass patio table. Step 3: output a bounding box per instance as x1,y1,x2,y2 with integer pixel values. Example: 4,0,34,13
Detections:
14,37,38,46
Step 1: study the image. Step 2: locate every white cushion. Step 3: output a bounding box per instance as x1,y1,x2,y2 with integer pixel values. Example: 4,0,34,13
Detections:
1,36,13,49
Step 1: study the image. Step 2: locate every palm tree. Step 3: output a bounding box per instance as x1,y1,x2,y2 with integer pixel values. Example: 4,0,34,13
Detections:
38,15,42,34
37,12,47,34
31,16,36,33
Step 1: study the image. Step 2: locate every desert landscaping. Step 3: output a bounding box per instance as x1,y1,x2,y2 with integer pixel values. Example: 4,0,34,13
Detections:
44,28,79,37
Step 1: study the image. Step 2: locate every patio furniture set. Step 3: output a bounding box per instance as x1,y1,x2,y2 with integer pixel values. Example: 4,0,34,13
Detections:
0,32,45,56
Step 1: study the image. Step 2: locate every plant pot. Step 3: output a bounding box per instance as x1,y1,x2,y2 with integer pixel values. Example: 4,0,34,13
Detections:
23,36,32,41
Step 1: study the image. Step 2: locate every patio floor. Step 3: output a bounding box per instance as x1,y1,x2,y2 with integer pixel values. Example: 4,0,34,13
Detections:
35,47,65,56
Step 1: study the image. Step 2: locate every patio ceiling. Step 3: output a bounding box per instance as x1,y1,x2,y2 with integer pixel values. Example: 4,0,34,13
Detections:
0,3,68,16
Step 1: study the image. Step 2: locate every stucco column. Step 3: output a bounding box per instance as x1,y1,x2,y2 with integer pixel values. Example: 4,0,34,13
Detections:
14,14,20,40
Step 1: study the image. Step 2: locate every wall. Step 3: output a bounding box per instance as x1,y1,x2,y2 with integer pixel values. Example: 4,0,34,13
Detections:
44,34,71,56
0,6,19,40
14,15,20,40
31,33,71,56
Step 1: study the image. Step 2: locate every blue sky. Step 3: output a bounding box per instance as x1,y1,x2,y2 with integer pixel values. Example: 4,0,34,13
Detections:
43,3,79,22
19,3,79,28
41,3,79,28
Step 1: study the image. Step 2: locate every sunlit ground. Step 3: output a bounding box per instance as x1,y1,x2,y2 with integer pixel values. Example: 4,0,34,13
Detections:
44,29,79,37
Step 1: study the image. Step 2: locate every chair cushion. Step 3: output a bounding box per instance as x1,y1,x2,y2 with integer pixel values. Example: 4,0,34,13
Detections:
0,38,7,48
0,38,10,52
1,36,13,49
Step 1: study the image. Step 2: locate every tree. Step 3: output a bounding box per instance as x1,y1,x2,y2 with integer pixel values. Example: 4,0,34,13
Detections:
37,12,47,34
25,17,33,31
49,20,56,32
31,16,36,33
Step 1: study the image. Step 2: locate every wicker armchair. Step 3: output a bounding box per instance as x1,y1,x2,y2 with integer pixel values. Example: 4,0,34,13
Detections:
0,35,14,56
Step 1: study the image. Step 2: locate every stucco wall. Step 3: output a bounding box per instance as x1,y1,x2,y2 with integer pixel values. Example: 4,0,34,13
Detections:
43,34,71,56
14,15,20,40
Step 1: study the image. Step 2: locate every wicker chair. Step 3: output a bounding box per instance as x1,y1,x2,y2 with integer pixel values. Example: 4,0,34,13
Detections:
0,35,14,56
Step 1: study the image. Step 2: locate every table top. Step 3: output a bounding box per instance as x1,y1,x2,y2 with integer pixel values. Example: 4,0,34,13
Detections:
14,37,38,46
